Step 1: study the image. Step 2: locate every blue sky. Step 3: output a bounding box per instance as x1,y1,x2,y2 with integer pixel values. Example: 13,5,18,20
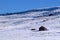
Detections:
0,0,60,14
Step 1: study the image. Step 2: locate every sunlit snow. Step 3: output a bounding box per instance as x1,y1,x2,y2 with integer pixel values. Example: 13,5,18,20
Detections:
0,7,60,40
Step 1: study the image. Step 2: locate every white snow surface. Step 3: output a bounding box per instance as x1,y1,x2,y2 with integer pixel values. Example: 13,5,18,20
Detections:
0,8,60,40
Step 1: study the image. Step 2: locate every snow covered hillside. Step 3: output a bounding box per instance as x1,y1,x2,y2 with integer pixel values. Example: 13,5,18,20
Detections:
0,7,60,40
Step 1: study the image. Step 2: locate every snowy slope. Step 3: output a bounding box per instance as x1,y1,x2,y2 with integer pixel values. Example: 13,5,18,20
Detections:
0,7,60,40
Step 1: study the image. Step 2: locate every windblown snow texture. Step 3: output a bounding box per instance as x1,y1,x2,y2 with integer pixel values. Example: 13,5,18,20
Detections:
0,7,60,40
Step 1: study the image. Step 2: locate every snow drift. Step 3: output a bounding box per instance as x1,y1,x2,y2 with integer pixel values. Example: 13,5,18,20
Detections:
0,6,60,40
